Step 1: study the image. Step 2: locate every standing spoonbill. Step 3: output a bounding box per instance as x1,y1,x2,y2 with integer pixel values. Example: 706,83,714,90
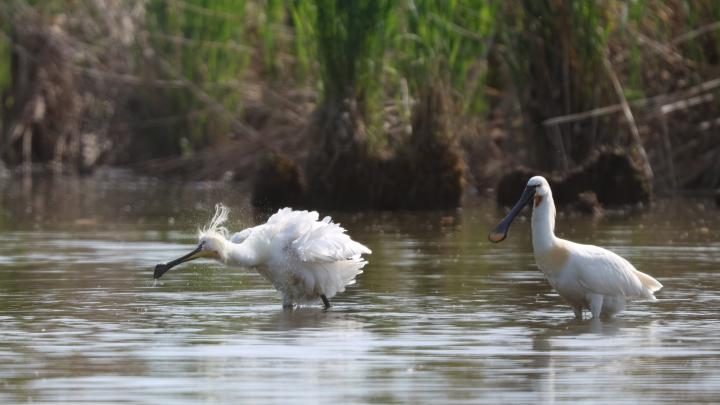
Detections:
488,176,662,320
154,205,371,309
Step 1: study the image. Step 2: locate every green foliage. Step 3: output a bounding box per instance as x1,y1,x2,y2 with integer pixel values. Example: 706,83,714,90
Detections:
677,1,720,65
311,0,395,105
7,0,720,173
288,0,317,80
503,0,611,109
616,0,720,100
137,0,249,158
0,19,10,105
398,0,497,113
288,0,397,150
257,0,286,76
499,0,615,169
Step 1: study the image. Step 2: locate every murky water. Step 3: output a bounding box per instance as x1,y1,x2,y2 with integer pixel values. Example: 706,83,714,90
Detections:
1,173,719,404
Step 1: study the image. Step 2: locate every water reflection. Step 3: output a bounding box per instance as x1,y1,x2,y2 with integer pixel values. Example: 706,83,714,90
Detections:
0,175,719,403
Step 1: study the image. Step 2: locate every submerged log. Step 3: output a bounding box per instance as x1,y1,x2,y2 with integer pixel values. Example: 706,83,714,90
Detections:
496,148,652,210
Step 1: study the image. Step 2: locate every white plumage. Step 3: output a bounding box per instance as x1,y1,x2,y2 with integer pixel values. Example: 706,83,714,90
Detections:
155,205,371,309
490,176,662,320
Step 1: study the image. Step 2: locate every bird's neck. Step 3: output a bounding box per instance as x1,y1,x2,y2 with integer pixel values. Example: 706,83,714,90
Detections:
531,193,558,253
224,240,261,267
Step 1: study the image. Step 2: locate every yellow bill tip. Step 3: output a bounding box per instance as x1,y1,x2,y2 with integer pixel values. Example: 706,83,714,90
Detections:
488,231,507,243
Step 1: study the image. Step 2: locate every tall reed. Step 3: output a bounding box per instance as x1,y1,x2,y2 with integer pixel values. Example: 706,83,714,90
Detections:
398,0,497,114
134,0,249,158
312,0,394,128
501,0,613,171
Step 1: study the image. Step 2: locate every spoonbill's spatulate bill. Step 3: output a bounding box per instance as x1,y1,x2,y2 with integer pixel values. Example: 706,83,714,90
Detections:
489,176,663,320
154,205,371,309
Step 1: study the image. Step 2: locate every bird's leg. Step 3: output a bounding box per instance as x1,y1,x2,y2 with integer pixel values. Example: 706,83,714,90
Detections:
588,294,604,320
601,297,625,319
572,306,583,320
321,295,331,309
282,296,294,311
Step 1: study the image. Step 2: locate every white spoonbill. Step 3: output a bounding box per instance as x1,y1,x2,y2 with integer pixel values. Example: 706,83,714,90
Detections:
489,176,662,320
154,205,371,309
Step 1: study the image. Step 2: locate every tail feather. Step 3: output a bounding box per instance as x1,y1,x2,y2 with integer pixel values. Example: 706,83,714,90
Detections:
293,219,371,262
313,258,366,299
634,269,663,300
290,258,366,303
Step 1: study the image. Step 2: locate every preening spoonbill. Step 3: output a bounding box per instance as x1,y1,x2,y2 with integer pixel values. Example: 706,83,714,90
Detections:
489,176,662,320
154,205,371,309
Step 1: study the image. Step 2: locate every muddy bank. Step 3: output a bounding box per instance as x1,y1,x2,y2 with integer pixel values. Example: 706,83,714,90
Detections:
496,148,652,210
256,85,465,210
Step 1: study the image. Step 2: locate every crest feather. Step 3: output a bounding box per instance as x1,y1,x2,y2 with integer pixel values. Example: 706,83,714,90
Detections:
199,204,230,238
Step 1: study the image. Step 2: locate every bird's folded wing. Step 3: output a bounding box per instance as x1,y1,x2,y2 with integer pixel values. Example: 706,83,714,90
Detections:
292,220,371,262
575,246,647,298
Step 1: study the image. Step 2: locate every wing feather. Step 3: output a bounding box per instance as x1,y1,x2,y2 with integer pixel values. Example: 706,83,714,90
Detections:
573,243,660,300
289,215,371,263
230,227,257,243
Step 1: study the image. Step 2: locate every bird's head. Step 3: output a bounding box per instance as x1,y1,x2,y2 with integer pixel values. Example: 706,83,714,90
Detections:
196,231,228,262
154,204,231,279
488,176,551,243
527,175,551,201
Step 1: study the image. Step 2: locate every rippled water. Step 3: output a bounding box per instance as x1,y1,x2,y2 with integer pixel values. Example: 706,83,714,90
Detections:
1,173,719,404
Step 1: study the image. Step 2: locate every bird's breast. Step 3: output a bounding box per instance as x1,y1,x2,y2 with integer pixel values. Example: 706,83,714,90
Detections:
534,243,571,277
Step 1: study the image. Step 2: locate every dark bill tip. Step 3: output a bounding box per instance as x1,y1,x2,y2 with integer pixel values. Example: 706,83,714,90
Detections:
153,243,204,279
154,263,170,279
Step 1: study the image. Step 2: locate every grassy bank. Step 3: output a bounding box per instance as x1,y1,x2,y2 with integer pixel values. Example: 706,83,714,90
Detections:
0,0,719,199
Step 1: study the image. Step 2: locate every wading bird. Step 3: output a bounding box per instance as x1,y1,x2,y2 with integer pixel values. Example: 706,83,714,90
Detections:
489,176,662,320
154,205,371,309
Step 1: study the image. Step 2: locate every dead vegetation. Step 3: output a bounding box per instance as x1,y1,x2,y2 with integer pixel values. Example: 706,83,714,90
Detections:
1,1,141,174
